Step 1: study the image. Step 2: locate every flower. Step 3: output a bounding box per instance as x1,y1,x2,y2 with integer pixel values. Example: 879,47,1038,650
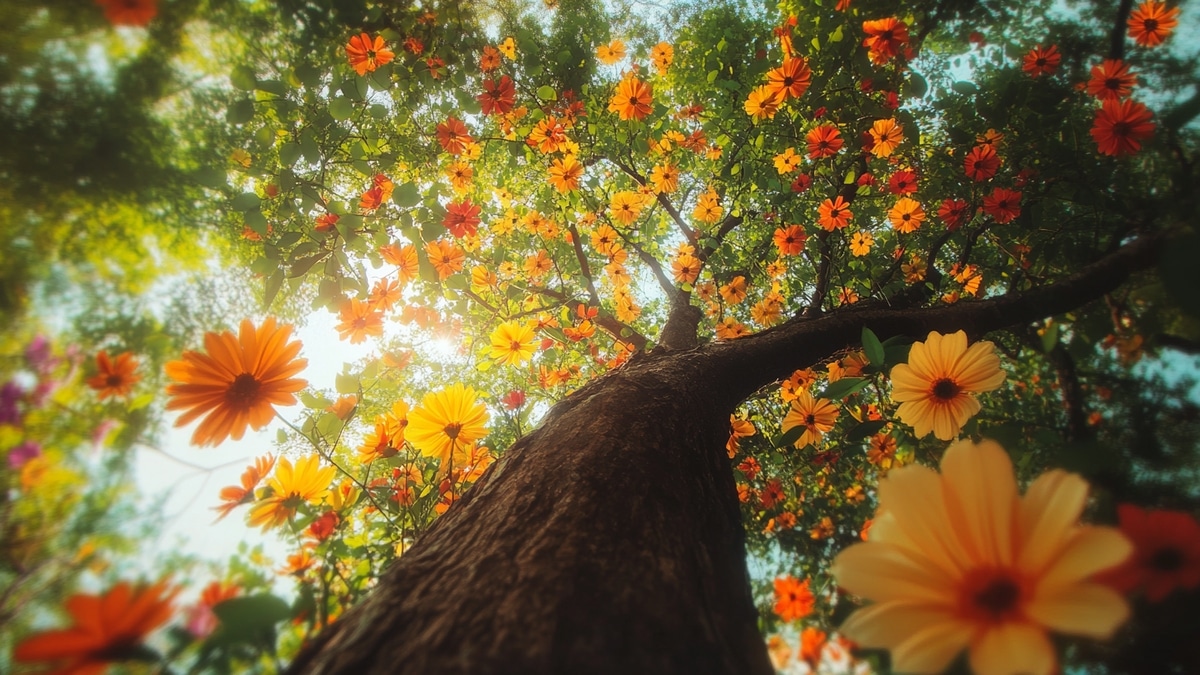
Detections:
87,351,140,400
817,195,853,231
15,579,177,673
773,576,816,622
648,162,679,194
595,39,626,65
249,454,337,529
692,189,723,223
407,383,489,463
868,118,903,157
478,75,516,115
480,45,501,71
1022,44,1060,77
862,18,909,63
548,156,583,193
744,85,781,121
1127,1,1179,47
436,117,472,156
773,147,802,174
832,439,1132,675
608,76,653,121
850,230,874,256
165,318,307,447
982,187,1022,223
774,225,807,256
214,454,275,520
527,116,568,154
426,239,466,279
345,33,395,76
498,37,517,60
95,0,157,26
335,298,384,344
766,57,811,100
1100,504,1200,602
938,198,969,230
443,200,481,238
671,253,701,284
1086,59,1137,100
781,389,839,448
889,330,1006,440
806,125,844,159
609,191,646,225
1091,98,1155,157
964,144,1001,181
650,42,674,74
887,169,918,195
488,320,537,366
888,197,926,234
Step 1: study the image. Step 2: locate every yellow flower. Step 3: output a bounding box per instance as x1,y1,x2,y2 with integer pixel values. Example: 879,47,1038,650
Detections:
249,455,337,529
832,439,1132,675
488,320,537,366
890,330,1006,440
609,190,645,226
648,162,679,194
407,383,489,463
773,147,802,174
498,37,516,60
850,230,874,256
596,39,626,64
692,188,723,224
781,389,839,448
744,84,781,120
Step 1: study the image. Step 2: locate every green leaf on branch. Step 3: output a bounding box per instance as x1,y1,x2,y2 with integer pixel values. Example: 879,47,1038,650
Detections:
773,424,806,449
862,327,885,367
845,420,888,444
820,377,869,401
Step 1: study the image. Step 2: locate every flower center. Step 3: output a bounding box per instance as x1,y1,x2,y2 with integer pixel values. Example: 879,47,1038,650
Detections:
443,422,463,440
510,340,523,352
959,568,1024,622
804,413,816,426
106,374,125,387
1150,546,1184,572
1105,77,1121,91
1144,19,1158,32
974,577,1021,617
226,373,261,408
932,378,961,400
1113,121,1132,136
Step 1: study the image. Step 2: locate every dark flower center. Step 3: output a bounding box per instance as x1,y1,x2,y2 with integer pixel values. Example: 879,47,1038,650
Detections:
510,340,523,352
1150,546,1184,572
804,414,816,426
1035,57,1047,66
226,373,262,408
1113,121,1132,136
974,577,1020,617
444,422,463,440
106,374,124,387
1144,19,1159,32
932,378,961,400
1106,77,1122,90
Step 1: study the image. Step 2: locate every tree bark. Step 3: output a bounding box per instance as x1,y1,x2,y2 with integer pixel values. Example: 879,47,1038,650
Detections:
287,233,1161,674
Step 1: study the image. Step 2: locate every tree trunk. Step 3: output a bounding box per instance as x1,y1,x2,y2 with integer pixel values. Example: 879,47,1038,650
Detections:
288,351,774,675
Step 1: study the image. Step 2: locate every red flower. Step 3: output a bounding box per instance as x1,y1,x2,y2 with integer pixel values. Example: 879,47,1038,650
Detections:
443,200,481,238
478,75,516,116
1101,504,1200,602
790,174,813,193
1127,1,1180,47
982,187,1022,224
887,169,918,195
937,198,969,230
963,144,1000,181
436,117,472,156
1022,44,1060,77
1086,59,1137,100
95,0,157,26
1091,98,1155,157
806,125,843,159
501,390,526,409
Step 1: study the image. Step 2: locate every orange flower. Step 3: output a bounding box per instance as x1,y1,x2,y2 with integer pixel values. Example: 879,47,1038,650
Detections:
369,278,402,311
526,116,568,154
1091,98,1155,157
1100,504,1200,602
480,45,501,72
95,0,157,26
214,453,276,520
888,197,926,233
381,242,419,283
963,143,1001,181
426,239,466,279
1086,59,1137,100
87,350,140,400
744,85,781,120
648,162,679,194
817,195,853,231
862,17,909,63
608,76,653,121
781,389,839,448
806,124,843,159
671,253,701,284
335,298,384,344
548,156,583,193
436,117,472,156
1022,44,1060,77
868,118,903,157
982,186,1022,223
766,57,811,100
443,200,481,238
650,42,674,74
773,575,815,622
595,39,627,65
345,33,395,76
1127,1,1179,47
478,75,516,116
799,627,827,665
938,197,969,230
773,225,807,256
14,579,177,674
889,330,1005,440
165,318,307,447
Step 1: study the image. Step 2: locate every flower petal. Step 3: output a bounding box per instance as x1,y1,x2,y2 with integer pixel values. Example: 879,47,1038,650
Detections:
1017,470,1089,576
940,439,1016,567
1026,582,1129,639
968,622,1055,675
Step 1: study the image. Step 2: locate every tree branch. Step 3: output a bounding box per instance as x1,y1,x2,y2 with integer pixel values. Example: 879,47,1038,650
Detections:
1110,0,1135,61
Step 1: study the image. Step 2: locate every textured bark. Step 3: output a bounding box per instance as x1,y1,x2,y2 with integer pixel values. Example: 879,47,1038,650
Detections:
288,233,1162,674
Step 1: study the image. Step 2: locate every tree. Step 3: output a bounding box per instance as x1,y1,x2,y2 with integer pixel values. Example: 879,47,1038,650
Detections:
6,0,1200,674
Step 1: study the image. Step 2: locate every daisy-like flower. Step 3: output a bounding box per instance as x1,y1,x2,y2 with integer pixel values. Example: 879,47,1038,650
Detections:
249,454,337,529
868,118,903,158
608,76,653,121
938,198,970,230
488,320,537,366
1091,98,1155,157
889,330,1006,440
672,253,701,284
850,230,874,256
774,576,816,622
766,57,812,100
214,454,275,521
478,75,516,116
781,389,839,448
527,116,569,154
443,200,481,238
1022,44,1060,77
436,117,472,156
982,187,1022,223
596,39,626,65
862,17,909,63
14,579,178,674
426,239,465,279
407,383,489,463
832,438,1132,675
692,190,723,224
1100,504,1200,602
335,298,384,344
650,42,674,74
648,162,679,194
345,33,395,76
806,125,844,159
480,45,501,72
1127,1,1180,47
165,318,307,447
887,169,918,195
609,191,645,226
87,350,140,400
547,156,583,193
774,225,807,256
964,144,1001,181
888,197,926,234
744,85,781,121
1086,59,1137,100
818,195,853,231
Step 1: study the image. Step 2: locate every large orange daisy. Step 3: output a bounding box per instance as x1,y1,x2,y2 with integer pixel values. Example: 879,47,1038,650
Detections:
832,439,1132,675
1127,1,1179,47
608,76,653,121
889,330,1005,440
165,318,307,447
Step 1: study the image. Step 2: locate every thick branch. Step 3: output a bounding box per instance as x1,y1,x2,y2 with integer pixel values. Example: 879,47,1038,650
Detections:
1110,0,1135,61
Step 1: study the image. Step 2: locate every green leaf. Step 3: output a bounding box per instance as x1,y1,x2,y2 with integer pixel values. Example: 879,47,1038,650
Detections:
231,65,257,91
820,377,869,401
226,99,255,124
263,267,284,308
951,81,978,95
537,85,557,101
903,73,928,99
774,424,806,449
231,192,261,211
862,328,885,367
278,142,301,167
335,372,359,395
1039,322,1060,353
329,97,354,120
211,594,291,648
845,420,888,444
393,182,420,207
